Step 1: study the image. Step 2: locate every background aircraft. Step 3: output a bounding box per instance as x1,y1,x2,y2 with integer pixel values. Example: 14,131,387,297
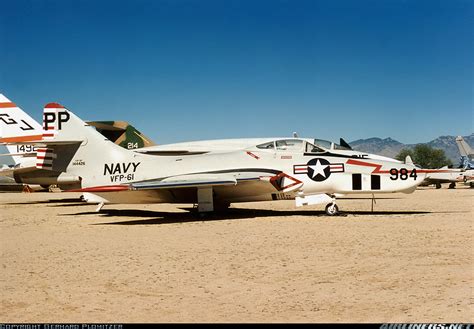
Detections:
413,136,474,189
420,168,466,189
455,136,474,187
456,136,474,168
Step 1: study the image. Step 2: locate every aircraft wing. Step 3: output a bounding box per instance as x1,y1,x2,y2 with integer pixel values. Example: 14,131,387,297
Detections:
131,174,239,190
76,171,303,199
130,172,303,192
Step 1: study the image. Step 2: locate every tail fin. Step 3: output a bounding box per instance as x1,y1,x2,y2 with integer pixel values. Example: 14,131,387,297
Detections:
0,94,43,164
455,136,473,157
87,121,156,149
40,103,139,187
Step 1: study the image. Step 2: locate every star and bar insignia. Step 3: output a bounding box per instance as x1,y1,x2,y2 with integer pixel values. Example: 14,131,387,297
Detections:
293,158,345,182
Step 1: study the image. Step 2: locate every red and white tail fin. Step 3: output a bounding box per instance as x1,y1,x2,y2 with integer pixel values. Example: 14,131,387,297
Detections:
0,94,43,164
41,102,107,143
36,102,133,177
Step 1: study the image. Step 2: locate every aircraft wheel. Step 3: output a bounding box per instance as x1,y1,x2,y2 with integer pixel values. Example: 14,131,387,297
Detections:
214,201,231,211
435,183,441,189
325,203,339,216
448,182,456,189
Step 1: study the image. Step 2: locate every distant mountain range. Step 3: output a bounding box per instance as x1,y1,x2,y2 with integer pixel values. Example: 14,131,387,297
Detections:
349,134,474,164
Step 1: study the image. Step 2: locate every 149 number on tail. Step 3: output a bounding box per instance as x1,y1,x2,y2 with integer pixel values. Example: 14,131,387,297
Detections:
390,168,417,180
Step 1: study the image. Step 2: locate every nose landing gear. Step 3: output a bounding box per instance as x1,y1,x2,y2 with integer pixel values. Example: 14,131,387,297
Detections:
325,202,339,216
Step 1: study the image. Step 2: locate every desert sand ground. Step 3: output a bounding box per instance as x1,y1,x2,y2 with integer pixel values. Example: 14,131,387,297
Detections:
0,186,473,323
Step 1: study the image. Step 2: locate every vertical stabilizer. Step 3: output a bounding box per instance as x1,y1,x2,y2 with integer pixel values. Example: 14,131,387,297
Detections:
0,94,43,164
455,136,473,157
40,103,139,188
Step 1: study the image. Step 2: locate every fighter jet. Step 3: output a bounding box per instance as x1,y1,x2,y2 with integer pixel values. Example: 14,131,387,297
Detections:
2,102,441,216
0,94,399,190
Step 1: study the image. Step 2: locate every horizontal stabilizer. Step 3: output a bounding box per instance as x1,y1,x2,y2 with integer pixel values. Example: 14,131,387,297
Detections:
0,165,37,176
0,152,36,157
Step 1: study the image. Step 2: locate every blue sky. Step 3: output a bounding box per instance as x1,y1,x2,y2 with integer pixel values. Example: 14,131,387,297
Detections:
0,0,472,145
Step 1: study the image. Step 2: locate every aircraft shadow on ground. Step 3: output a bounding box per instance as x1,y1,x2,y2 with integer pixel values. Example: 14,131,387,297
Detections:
61,208,439,226
4,198,87,206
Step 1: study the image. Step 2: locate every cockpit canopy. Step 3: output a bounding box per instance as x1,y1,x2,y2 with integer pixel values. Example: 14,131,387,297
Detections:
255,138,352,153
256,139,325,153
314,138,351,151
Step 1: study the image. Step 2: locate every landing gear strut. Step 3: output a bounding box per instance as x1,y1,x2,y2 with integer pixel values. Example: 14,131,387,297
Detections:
95,202,105,212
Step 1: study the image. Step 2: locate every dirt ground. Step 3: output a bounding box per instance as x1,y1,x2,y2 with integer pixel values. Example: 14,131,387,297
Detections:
0,186,472,323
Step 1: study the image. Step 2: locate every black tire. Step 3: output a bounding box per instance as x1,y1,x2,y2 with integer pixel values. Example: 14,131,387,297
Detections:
325,203,339,216
448,182,456,189
214,202,231,211
435,183,441,189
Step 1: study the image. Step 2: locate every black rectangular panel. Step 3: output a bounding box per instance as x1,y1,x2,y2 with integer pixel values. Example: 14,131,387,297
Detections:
352,174,362,190
371,175,381,190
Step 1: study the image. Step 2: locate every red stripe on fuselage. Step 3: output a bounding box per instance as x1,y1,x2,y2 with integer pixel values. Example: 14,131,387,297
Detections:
67,185,130,192
346,159,389,174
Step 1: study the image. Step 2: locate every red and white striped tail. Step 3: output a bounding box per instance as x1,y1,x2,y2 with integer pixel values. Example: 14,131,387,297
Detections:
36,148,56,170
